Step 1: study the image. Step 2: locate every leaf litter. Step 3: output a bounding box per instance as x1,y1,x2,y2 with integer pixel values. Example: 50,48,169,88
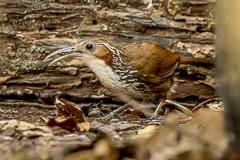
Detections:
0,97,229,160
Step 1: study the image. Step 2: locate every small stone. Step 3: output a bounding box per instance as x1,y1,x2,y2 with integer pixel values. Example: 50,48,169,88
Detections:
110,119,119,123
88,110,101,116
49,111,56,116
2,127,15,136
118,3,127,7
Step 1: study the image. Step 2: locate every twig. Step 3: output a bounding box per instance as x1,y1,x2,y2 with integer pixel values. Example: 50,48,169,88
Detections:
0,102,55,109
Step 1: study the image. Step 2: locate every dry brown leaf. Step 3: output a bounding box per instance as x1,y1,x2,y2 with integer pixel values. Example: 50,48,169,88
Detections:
136,110,228,160
55,98,87,122
0,76,11,85
133,125,159,140
0,120,52,137
182,109,227,158
61,137,119,160
56,105,70,117
47,117,77,131
78,122,90,132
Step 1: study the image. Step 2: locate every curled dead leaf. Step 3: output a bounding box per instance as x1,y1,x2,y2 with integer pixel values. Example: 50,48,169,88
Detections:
55,98,87,122
47,117,77,131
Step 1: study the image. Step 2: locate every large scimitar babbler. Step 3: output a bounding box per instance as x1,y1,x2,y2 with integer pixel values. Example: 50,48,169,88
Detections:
45,40,213,119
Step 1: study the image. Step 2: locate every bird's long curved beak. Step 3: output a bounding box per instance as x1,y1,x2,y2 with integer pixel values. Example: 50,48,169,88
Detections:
44,46,82,66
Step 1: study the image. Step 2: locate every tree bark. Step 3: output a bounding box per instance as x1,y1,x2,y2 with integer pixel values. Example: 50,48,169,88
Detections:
0,0,216,105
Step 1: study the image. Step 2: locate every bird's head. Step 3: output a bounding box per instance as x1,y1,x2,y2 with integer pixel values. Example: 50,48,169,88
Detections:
45,40,114,67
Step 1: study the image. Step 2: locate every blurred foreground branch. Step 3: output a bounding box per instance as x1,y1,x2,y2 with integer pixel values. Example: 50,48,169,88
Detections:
217,0,240,156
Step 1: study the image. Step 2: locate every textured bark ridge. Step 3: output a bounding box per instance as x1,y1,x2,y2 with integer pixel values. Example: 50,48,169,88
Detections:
0,0,216,105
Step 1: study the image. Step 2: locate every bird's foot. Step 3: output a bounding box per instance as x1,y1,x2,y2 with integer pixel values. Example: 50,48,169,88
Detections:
101,103,130,120
150,99,194,118
150,100,165,119
150,114,157,119
165,100,194,117
101,112,115,120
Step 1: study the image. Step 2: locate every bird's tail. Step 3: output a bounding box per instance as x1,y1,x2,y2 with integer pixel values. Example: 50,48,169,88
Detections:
179,57,214,67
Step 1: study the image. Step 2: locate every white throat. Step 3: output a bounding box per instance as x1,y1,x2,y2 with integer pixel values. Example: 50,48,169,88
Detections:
81,55,122,91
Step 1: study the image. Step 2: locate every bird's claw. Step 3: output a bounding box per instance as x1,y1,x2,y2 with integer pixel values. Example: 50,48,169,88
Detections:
101,112,115,120
150,113,158,119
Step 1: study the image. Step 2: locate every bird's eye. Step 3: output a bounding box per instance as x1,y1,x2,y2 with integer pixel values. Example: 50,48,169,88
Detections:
84,42,96,52
86,44,93,50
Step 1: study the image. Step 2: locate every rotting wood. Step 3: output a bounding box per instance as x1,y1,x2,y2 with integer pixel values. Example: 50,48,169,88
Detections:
0,0,216,105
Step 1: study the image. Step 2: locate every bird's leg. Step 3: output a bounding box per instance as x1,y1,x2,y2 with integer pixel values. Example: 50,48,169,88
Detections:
101,102,132,120
150,99,194,119
165,100,193,117
150,99,165,119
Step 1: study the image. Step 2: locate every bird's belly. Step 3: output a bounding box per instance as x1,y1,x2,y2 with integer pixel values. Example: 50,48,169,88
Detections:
101,78,155,99
86,59,155,99
97,71,153,98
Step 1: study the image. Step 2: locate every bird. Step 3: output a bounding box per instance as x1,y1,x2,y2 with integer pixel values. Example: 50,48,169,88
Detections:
45,40,212,119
